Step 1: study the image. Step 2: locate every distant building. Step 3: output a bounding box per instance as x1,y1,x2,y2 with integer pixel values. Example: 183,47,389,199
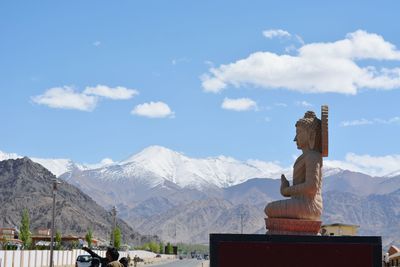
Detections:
0,227,19,239
31,228,99,248
0,227,23,249
36,228,51,236
320,223,359,236
384,245,400,267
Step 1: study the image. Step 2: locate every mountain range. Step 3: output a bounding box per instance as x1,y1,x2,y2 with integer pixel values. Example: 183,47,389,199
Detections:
1,146,399,249
1,146,291,187
0,157,158,245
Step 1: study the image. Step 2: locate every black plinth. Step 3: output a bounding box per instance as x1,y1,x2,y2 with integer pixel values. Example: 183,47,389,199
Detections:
210,234,382,267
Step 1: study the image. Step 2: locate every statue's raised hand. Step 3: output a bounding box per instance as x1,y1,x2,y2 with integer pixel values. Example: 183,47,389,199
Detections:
280,174,290,197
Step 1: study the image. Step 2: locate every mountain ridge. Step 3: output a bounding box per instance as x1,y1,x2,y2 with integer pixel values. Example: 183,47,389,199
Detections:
2,147,400,248
1,146,291,187
3,145,399,188
0,157,157,245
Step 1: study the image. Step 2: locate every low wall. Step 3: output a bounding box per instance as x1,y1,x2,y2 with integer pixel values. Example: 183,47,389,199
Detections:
0,249,173,267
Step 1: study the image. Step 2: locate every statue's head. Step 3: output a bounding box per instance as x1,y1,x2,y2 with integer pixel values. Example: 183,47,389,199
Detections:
294,111,322,152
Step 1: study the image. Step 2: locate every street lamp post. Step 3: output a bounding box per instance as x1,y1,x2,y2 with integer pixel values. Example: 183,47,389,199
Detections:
49,178,61,267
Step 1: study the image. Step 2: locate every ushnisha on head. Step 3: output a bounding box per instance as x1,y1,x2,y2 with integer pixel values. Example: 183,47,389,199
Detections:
294,111,322,152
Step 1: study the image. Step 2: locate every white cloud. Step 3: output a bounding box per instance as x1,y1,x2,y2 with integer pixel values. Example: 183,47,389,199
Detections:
172,57,189,65
263,29,291,39
299,30,400,60
32,84,139,111
131,101,175,118
263,29,303,52
84,158,114,169
325,153,400,177
100,158,114,164
32,86,98,111
285,44,297,53
295,34,305,45
340,118,374,127
204,60,214,67
93,41,101,47
296,101,313,107
84,85,138,100
274,102,288,107
202,30,400,94
201,74,227,93
377,116,400,124
341,116,400,127
221,97,258,111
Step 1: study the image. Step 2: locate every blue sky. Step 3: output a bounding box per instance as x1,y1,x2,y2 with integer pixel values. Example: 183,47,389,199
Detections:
1,1,400,175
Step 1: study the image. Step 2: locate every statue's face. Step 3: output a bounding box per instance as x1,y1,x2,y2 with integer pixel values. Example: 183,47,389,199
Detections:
294,125,308,149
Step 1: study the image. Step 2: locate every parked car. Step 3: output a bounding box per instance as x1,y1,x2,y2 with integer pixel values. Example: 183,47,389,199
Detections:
75,255,92,267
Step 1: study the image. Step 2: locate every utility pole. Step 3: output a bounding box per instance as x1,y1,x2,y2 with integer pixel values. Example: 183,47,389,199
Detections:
49,179,61,267
174,223,177,243
110,206,117,246
240,213,243,234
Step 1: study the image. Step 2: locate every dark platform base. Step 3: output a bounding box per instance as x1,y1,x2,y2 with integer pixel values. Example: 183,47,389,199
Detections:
210,234,382,267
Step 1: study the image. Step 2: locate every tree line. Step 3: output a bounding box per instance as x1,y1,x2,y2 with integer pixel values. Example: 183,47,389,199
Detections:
2,209,181,254
1,209,123,250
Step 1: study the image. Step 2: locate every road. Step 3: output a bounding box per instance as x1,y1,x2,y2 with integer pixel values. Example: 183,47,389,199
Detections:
145,259,208,267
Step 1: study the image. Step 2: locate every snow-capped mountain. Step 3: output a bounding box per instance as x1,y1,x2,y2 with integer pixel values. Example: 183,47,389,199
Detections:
387,169,400,178
58,145,292,208
2,146,400,246
1,145,293,207
119,145,289,188
0,150,111,177
0,150,80,176
322,167,344,177
0,151,21,161
5,145,394,189
30,158,80,177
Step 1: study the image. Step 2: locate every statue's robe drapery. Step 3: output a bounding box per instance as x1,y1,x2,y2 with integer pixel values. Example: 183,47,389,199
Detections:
265,150,323,220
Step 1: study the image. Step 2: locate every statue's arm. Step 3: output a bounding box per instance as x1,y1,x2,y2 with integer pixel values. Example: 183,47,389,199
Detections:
280,174,290,197
282,155,321,197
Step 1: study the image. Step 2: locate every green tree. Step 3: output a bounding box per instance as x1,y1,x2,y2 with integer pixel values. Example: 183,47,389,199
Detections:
71,240,79,249
148,241,159,253
113,227,121,249
159,242,164,254
85,228,93,248
140,243,150,251
166,242,173,254
176,242,209,255
55,230,62,250
20,209,31,249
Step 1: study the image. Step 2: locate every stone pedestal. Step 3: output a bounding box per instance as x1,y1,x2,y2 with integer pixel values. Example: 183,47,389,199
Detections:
265,217,321,235
210,234,382,267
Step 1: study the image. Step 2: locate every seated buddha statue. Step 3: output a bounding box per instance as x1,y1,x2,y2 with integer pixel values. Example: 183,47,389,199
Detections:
264,111,323,221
